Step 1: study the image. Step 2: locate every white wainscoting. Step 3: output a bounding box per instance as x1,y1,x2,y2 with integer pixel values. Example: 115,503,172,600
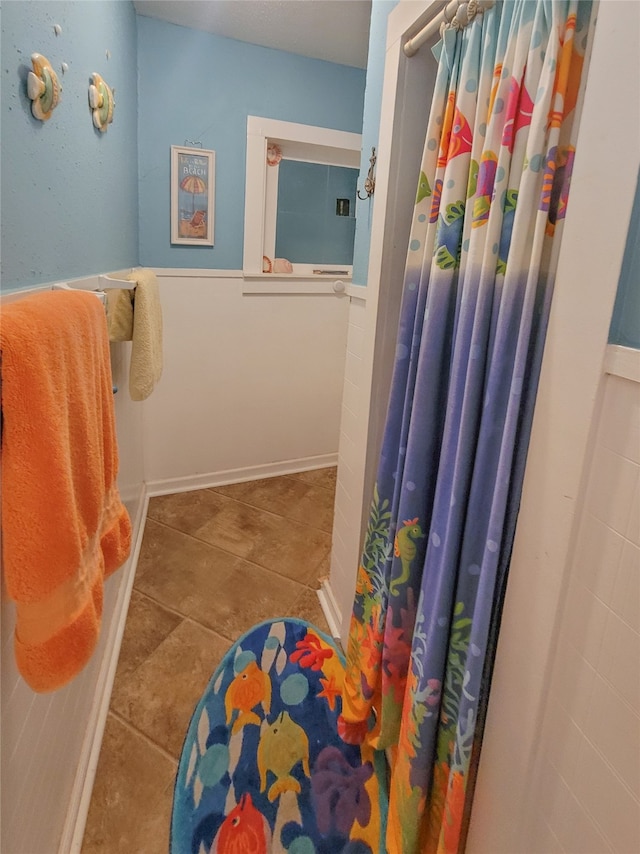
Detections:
143,270,350,493
1,266,351,851
1,338,146,854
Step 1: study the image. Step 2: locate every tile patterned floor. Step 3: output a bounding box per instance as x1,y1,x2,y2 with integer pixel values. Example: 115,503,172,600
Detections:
81,468,335,853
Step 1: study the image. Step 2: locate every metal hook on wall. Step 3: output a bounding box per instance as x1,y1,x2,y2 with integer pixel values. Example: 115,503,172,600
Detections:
357,147,376,200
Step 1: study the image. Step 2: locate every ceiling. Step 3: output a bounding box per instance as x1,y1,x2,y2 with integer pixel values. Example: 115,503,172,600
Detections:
132,0,372,69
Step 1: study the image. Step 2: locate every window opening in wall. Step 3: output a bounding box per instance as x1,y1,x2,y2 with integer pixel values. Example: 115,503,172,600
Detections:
243,117,361,280
274,160,358,265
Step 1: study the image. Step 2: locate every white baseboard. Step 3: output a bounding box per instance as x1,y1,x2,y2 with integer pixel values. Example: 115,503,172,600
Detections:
59,484,149,854
146,453,338,497
317,578,343,641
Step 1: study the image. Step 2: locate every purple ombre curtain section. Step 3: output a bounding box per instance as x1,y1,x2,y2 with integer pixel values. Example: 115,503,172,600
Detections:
337,2,594,851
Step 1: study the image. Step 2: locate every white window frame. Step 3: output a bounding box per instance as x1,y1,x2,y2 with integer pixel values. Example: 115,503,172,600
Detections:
243,116,361,284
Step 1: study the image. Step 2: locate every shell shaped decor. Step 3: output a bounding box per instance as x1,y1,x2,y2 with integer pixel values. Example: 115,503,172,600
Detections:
88,72,114,132
27,53,61,121
266,143,282,166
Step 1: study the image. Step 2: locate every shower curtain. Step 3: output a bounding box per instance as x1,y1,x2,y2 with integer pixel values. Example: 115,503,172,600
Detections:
338,2,593,852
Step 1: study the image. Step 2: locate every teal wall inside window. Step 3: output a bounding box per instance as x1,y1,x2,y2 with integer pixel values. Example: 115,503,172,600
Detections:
609,170,640,350
275,161,357,265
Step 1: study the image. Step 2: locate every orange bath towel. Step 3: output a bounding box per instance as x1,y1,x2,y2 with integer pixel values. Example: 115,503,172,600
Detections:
0,289,132,692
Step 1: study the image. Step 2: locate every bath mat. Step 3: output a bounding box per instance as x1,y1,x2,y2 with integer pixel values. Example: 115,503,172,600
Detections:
171,618,387,854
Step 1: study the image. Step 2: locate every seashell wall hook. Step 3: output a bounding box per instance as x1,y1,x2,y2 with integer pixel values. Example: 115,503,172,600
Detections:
27,53,61,121
88,72,114,132
266,143,282,166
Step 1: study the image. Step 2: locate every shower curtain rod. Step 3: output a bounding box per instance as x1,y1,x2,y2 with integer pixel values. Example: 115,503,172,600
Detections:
404,0,495,57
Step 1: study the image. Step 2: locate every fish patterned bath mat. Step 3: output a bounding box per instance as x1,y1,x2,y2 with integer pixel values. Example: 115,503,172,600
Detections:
171,618,386,854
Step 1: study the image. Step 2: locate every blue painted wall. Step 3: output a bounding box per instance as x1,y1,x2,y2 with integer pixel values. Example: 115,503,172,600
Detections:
351,0,399,286
609,169,640,350
137,16,366,270
1,1,139,292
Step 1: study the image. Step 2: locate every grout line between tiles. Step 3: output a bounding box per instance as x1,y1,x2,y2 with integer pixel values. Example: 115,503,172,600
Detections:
107,709,179,767
133,579,310,644
130,587,188,617
180,614,243,643
113,613,186,687
129,586,316,651
112,599,235,689
140,517,329,590
170,487,336,536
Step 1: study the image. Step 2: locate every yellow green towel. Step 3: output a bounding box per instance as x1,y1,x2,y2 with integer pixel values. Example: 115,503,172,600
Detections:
105,268,163,401
105,287,134,341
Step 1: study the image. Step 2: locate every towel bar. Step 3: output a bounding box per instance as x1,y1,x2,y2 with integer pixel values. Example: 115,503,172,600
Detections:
51,269,139,307
52,282,107,307
52,271,136,296
98,274,135,290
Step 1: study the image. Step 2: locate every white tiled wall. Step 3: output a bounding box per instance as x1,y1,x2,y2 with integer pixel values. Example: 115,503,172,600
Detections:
527,367,640,853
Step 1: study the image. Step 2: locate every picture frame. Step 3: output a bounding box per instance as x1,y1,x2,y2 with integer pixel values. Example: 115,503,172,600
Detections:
170,145,215,246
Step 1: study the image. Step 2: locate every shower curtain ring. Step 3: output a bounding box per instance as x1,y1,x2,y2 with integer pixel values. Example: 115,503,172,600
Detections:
443,2,456,25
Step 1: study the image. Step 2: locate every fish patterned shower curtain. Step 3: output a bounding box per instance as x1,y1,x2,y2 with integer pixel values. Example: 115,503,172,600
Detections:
338,2,593,852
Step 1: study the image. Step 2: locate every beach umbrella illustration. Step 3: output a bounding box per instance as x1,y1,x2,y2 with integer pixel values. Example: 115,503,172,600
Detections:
180,174,207,214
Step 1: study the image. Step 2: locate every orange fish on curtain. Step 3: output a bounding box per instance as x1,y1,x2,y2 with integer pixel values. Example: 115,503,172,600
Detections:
541,145,576,236
438,93,474,167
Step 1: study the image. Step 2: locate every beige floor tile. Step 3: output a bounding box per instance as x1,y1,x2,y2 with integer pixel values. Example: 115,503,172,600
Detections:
289,466,337,491
289,587,332,637
210,474,336,532
134,518,243,620
81,713,176,854
197,561,306,641
110,619,230,758
148,490,331,585
136,521,305,639
114,589,183,683
311,549,332,587
146,488,229,535
134,519,236,580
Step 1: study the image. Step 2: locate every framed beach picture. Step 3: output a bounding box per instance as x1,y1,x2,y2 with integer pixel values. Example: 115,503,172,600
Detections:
171,146,215,245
